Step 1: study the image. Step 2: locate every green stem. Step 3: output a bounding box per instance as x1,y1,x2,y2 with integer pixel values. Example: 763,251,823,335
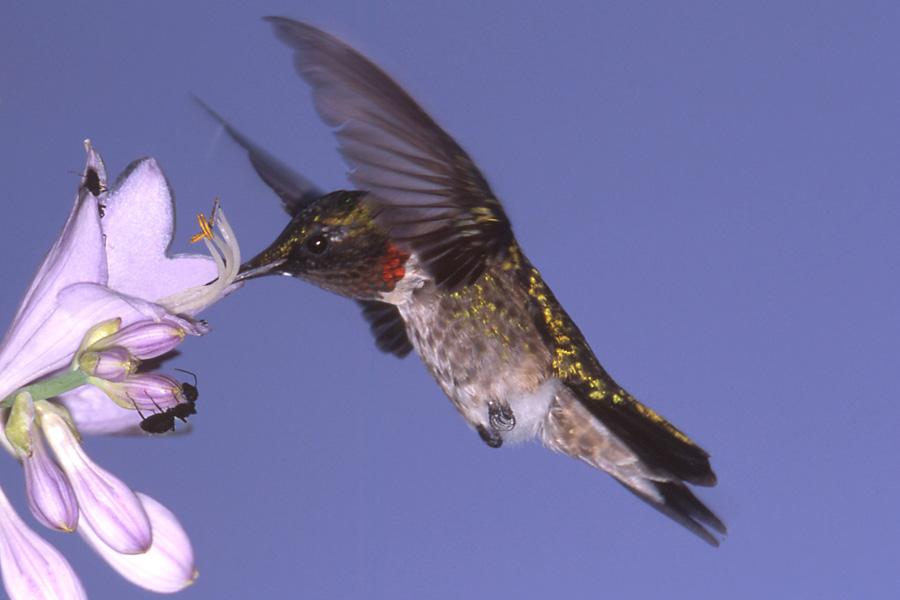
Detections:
0,369,91,409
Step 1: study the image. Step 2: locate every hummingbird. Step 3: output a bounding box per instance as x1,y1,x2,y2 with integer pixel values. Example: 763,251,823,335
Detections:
212,17,726,545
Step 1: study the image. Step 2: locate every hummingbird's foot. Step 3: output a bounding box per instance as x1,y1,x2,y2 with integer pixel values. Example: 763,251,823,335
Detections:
476,424,503,448
488,400,516,432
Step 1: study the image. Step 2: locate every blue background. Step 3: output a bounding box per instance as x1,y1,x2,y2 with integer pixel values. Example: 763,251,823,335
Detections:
1,2,899,598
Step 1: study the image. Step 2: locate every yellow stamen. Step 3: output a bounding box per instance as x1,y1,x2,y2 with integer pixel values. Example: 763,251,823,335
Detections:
189,198,220,243
159,202,240,316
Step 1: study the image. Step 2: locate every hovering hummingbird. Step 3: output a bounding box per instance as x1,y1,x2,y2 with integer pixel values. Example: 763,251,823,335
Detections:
211,17,726,545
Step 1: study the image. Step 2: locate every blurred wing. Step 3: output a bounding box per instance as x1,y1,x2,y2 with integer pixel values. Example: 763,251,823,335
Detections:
266,17,514,290
195,96,324,216
357,300,414,358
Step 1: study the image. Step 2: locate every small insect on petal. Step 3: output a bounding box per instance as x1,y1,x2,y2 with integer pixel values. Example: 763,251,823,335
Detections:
79,492,197,593
132,375,197,435
173,368,199,403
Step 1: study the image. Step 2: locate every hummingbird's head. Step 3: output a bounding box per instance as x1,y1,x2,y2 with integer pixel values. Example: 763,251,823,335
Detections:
237,190,410,301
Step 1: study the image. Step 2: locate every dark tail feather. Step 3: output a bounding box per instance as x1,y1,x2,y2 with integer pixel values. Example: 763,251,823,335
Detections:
622,480,727,547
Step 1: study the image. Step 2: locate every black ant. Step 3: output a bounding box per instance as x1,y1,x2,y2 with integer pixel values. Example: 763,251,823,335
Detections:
173,368,199,404
69,168,108,216
133,395,179,434
132,370,199,434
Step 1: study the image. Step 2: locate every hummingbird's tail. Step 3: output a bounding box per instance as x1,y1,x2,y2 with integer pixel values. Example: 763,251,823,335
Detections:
620,479,726,547
542,384,726,546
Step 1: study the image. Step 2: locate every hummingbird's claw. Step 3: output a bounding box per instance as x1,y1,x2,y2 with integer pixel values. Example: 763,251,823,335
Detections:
488,401,516,432
477,424,504,448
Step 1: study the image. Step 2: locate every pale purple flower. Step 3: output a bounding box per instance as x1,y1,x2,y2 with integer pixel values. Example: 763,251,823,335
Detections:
79,493,197,593
0,144,218,404
23,418,79,532
79,346,135,382
37,403,152,555
89,320,188,360
0,485,86,600
91,372,186,414
0,142,240,596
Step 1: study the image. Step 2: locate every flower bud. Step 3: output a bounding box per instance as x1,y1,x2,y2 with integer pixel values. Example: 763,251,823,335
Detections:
23,422,78,532
37,404,151,554
90,320,186,360
80,493,197,593
0,484,87,600
78,347,136,382
91,372,183,412
5,392,34,458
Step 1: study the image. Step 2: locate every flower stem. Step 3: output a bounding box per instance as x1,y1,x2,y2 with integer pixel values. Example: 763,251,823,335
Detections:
0,370,91,409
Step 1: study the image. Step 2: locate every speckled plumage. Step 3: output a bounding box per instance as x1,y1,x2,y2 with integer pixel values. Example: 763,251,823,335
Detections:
225,18,725,545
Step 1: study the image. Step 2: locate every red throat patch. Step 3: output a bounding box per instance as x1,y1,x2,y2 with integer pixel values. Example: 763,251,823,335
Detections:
380,243,410,290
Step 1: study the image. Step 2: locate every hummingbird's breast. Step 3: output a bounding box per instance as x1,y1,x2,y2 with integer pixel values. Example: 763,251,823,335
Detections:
397,262,557,443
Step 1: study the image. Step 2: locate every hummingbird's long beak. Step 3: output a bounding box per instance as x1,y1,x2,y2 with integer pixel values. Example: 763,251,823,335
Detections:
235,253,288,282
236,218,305,282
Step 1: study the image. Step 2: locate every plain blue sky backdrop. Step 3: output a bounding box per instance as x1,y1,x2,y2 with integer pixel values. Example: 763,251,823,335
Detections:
1,2,899,598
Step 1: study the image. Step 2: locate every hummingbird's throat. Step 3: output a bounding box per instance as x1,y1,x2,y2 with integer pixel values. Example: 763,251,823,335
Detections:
380,243,409,290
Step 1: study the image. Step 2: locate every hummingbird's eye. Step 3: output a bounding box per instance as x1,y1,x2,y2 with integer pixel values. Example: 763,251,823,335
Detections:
306,234,329,255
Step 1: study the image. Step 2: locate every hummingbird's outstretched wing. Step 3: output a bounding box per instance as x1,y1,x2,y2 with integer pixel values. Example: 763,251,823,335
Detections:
194,97,324,215
266,17,515,291
198,98,414,358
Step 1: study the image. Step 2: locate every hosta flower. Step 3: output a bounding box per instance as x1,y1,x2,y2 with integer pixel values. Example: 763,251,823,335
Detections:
0,142,240,598
0,484,86,600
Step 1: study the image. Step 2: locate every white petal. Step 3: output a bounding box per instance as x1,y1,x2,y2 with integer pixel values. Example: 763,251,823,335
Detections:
79,492,197,593
0,484,87,600
102,157,219,302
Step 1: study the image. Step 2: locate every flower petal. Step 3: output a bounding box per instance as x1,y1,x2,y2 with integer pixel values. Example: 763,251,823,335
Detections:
0,283,172,402
79,492,197,593
56,386,144,436
79,347,135,382
91,319,187,360
103,158,219,302
0,484,87,600
91,372,184,412
38,405,151,554
79,140,109,201
0,147,108,400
